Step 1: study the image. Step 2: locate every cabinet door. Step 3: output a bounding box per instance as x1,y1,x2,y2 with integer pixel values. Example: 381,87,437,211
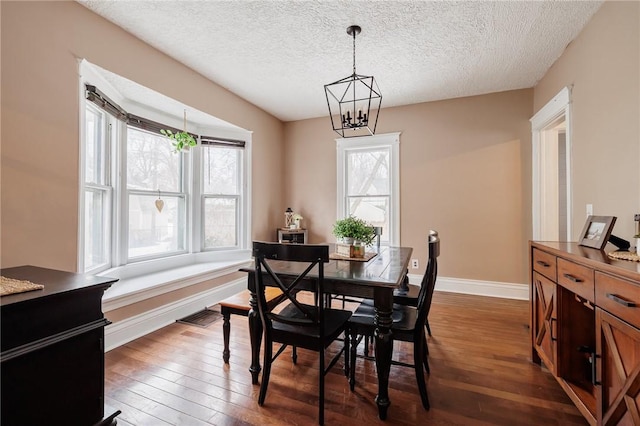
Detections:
533,271,557,374
596,308,640,425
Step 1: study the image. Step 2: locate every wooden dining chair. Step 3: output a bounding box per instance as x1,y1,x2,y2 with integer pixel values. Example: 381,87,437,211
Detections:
252,241,352,425
359,230,438,357
348,231,440,410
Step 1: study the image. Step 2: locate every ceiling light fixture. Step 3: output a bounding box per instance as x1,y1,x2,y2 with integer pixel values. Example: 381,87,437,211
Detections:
324,25,382,138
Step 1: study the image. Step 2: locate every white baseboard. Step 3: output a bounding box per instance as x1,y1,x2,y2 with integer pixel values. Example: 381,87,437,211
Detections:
407,274,529,300
105,274,529,351
104,277,246,352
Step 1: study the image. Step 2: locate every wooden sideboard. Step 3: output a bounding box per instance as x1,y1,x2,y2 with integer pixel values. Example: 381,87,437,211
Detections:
530,241,640,426
0,265,120,426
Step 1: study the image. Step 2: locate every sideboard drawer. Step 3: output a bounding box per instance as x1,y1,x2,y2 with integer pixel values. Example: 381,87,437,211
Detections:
557,258,594,303
595,271,640,326
533,248,557,281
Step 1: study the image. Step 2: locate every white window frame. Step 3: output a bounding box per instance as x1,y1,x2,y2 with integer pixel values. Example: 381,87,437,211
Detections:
336,132,401,246
200,143,245,251
78,61,252,278
122,126,190,263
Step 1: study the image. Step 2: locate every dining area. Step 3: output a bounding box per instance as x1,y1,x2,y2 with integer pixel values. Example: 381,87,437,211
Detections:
101,230,586,425
101,241,586,425
240,233,438,424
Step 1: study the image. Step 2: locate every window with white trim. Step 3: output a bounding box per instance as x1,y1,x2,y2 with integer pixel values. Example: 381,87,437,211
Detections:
336,133,401,246
201,140,244,249
79,65,250,275
126,127,187,260
83,103,114,271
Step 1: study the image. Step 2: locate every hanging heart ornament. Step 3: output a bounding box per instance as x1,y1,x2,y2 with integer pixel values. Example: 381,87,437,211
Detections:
155,199,165,213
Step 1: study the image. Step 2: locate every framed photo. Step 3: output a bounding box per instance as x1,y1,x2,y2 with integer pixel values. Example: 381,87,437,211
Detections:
578,215,616,249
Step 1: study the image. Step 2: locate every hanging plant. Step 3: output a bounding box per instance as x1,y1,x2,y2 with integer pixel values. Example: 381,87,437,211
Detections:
161,110,197,152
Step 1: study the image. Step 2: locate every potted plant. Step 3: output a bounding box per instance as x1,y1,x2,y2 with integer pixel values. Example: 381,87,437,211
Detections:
332,216,375,257
160,129,197,152
161,110,197,152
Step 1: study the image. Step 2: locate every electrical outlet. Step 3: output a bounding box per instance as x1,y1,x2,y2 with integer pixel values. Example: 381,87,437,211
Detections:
411,259,419,269
586,204,593,217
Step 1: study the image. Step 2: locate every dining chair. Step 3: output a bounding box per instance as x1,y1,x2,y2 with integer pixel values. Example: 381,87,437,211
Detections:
348,230,439,410
252,241,352,425
359,230,438,357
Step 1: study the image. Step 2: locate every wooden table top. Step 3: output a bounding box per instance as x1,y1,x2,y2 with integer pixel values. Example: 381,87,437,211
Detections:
241,244,413,289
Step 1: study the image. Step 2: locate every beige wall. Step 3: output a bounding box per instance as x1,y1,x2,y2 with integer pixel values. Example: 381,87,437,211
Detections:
534,0,640,241
0,1,285,272
2,0,637,301
285,89,534,284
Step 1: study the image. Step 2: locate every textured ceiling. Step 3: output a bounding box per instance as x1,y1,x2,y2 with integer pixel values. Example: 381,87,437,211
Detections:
78,0,603,122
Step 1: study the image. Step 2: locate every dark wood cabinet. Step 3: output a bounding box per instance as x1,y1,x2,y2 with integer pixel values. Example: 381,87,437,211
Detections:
530,242,640,426
0,266,119,426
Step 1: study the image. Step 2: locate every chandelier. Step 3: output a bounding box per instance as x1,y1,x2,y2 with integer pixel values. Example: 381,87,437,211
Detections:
324,25,382,138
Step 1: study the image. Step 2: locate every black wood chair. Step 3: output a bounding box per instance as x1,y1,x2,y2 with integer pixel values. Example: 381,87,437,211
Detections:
252,241,352,425
348,231,440,410
359,230,438,357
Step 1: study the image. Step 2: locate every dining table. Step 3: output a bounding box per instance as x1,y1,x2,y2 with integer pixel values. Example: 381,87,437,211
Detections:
240,243,413,420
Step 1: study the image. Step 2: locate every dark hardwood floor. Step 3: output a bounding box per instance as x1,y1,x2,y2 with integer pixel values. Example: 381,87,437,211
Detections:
104,291,587,425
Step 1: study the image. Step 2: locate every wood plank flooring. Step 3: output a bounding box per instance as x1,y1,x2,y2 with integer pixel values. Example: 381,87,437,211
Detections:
105,291,587,425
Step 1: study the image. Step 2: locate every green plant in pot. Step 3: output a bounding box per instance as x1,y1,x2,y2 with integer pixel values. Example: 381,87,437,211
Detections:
160,129,197,152
161,110,197,153
332,216,376,246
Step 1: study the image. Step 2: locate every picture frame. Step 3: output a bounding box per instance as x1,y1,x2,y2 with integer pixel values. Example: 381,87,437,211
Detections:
578,215,616,249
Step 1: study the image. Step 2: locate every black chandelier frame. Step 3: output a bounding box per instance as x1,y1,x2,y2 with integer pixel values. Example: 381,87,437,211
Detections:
324,25,382,138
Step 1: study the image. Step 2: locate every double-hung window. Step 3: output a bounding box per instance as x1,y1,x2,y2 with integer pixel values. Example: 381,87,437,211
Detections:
336,133,400,246
201,138,245,249
83,103,114,272
126,127,187,260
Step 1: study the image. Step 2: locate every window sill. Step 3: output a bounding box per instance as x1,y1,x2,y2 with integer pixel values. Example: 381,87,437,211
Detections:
100,250,252,312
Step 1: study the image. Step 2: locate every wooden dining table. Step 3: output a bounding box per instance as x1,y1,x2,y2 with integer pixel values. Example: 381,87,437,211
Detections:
240,244,413,420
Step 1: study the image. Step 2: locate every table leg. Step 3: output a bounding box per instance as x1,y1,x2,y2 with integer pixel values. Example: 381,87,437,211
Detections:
247,273,263,385
373,288,394,420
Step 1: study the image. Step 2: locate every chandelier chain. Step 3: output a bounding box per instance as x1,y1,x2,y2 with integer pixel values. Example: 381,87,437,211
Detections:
352,30,357,75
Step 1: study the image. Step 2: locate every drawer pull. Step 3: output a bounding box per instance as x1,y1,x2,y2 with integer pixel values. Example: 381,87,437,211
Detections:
536,260,550,268
563,273,583,283
606,293,636,308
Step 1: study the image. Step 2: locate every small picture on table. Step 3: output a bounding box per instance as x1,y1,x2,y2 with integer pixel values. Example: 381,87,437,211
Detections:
578,215,616,250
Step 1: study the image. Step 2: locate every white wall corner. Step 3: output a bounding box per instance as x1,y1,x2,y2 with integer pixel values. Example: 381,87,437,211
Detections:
407,274,529,301
103,277,246,352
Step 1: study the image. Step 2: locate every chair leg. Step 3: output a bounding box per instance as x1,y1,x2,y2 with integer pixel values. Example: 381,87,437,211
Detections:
349,329,357,391
426,318,432,336
258,339,272,406
413,337,430,410
422,335,430,374
292,345,297,364
364,335,370,357
343,331,350,377
222,309,231,364
319,348,325,425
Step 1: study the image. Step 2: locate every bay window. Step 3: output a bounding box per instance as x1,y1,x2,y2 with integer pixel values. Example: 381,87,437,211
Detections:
79,67,250,276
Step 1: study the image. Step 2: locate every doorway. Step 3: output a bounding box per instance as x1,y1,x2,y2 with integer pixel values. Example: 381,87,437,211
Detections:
531,87,572,241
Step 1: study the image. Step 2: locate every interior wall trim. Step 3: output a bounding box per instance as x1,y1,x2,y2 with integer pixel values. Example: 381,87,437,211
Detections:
103,277,246,351
407,274,529,300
